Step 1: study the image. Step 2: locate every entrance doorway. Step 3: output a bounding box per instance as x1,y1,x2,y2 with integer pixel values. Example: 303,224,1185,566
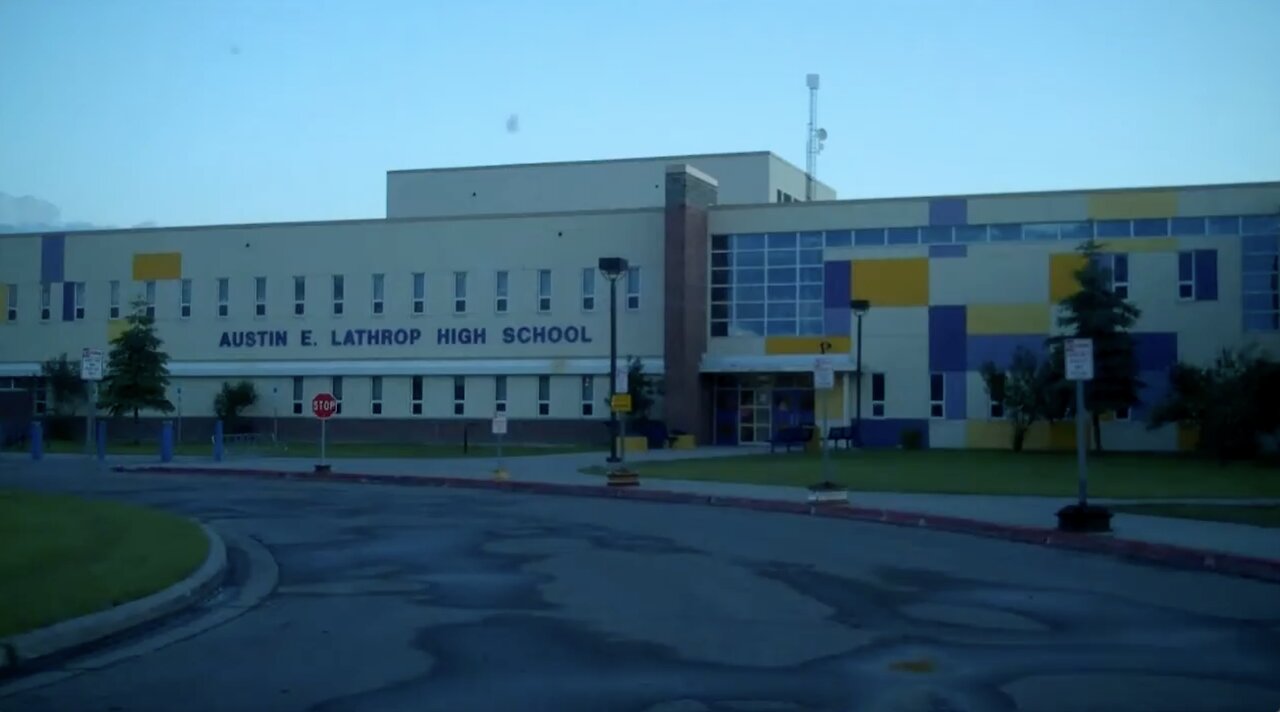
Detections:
712,373,816,445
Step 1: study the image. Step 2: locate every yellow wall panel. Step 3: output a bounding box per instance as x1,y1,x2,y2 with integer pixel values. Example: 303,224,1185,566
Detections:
965,421,1086,450
107,319,128,343
764,336,851,355
1098,238,1178,253
965,421,1013,449
966,304,1051,335
1049,253,1086,301
132,252,182,280
815,374,845,421
1088,191,1178,219
851,258,928,307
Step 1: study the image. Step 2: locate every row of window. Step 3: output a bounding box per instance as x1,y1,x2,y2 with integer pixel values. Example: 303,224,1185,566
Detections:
1242,235,1280,332
712,213,1280,250
709,232,825,337
2,267,642,323
289,375,598,418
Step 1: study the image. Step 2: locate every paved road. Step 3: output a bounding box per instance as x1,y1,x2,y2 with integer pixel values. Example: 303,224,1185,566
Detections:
2,462,1280,711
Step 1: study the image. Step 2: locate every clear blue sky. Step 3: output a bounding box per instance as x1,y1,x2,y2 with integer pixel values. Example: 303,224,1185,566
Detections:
1,0,1277,228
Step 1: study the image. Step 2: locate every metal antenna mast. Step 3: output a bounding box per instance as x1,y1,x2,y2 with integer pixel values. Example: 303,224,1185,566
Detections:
805,73,827,201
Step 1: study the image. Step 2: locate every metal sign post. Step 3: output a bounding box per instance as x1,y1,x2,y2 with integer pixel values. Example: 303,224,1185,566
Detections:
814,357,835,483
311,392,337,471
80,348,104,458
1065,338,1095,507
492,414,508,479
176,386,183,446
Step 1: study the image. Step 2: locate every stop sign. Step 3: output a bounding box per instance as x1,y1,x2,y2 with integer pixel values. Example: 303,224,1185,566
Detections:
312,392,338,419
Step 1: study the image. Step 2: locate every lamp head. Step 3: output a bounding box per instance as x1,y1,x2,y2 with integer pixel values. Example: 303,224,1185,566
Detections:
850,299,871,316
598,257,629,280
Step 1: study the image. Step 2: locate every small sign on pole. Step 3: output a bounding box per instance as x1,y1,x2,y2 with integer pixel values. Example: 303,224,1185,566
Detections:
615,367,629,395
813,358,835,390
491,415,508,436
611,393,632,413
1065,338,1095,381
80,348,104,381
312,392,337,470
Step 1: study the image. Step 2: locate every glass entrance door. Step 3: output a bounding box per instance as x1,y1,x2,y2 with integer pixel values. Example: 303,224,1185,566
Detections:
737,387,772,444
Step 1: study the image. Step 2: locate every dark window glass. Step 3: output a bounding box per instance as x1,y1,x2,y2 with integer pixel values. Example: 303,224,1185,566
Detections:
921,226,952,244
954,225,987,242
930,373,944,401
799,232,823,248
735,250,765,267
766,232,797,249
767,249,797,267
1178,251,1194,280
1112,254,1129,282
412,376,423,401
1206,216,1240,235
887,227,918,245
711,235,729,251
735,303,765,319
824,230,851,247
1241,215,1280,234
711,321,728,337
1170,217,1205,235
871,373,885,401
734,233,766,250
1244,312,1279,331
989,224,1022,241
1132,218,1169,237
853,228,886,246
1059,222,1092,240
1096,220,1131,238
1022,224,1058,241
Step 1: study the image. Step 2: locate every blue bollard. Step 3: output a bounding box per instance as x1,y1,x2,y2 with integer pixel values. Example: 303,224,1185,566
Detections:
213,420,224,463
160,420,174,463
96,421,107,462
30,421,43,461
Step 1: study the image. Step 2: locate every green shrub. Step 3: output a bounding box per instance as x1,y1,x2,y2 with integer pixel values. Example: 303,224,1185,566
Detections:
900,428,924,450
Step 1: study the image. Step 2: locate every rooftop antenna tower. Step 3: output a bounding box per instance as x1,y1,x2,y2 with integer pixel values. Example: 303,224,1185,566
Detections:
805,73,827,201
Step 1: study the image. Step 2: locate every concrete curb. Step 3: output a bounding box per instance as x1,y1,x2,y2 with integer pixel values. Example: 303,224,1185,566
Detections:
0,521,227,673
115,465,1280,585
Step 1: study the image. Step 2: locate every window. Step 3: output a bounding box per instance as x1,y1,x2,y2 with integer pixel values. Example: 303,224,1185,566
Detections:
179,278,191,318
73,281,85,320
1099,254,1129,299
331,376,343,414
332,275,345,315
6,284,17,321
33,381,47,415
411,376,424,415
929,373,945,419
494,375,507,413
626,267,640,310
217,278,229,317
580,376,594,416
453,376,465,415
109,280,120,319
454,271,467,313
494,271,508,313
412,272,425,314
371,376,383,415
871,373,886,418
254,276,266,317
1177,251,1195,301
537,269,552,312
1242,235,1279,332
710,232,824,338
581,268,595,311
1096,220,1131,238
371,273,385,315
293,276,305,316
40,283,51,321
144,281,156,319
292,377,303,415
987,372,1005,419
538,376,550,416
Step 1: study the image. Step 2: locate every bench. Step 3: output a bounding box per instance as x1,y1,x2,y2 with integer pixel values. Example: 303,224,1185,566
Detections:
770,425,814,453
826,426,855,449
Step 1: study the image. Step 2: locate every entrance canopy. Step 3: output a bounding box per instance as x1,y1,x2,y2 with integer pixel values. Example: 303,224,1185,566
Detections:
700,354,858,374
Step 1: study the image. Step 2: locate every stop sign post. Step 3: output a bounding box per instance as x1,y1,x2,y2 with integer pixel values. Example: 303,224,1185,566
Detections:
312,393,337,470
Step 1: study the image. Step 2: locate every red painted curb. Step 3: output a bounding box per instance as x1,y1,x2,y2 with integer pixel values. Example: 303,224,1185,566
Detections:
113,465,1280,584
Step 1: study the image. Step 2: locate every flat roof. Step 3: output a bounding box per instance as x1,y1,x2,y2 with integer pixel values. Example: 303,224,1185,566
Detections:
386,150,782,175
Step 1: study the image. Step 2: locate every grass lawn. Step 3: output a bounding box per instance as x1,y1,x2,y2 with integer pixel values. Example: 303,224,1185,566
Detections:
585,449,1280,499
1110,504,1280,528
14,440,596,459
0,490,209,637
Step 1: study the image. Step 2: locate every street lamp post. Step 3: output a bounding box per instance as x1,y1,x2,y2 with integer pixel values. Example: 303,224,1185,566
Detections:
850,299,870,446
598,257,628,465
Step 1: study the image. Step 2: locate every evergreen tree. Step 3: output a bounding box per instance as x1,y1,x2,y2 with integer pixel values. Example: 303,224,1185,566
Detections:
98,299,174,430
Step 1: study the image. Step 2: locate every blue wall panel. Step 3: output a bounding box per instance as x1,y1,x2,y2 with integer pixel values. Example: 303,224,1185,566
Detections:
929,305,967,371
824,260,850,308
857,418,930,449
824,308,850,336
1133,332,1177,372
966,334,1046,370
945,371,966,421
40,234,65,284
1194,249,1218,301
929,198,967,226
1133,369,1171,419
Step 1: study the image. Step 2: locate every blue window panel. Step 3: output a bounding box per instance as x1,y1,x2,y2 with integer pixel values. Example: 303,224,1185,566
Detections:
800,318,824,335
1242,234,1279,254
928,244,967,258
766,267,796,284
767,303,797,319
766,285,797,300
944,372,966,421
1132,218,1169,237
61,282,75,321
711,286,731,302
733,320,765,335
40,234,65,284
799,231,824,248
799,284,824,300
799,266,824,283
798,249,823,265
1244,293,1280,311
1112,253,1129,283
858,419,930,449
823,261,849,307
1133,332,1178,372
798,302,823,318
711,270,731,286
954,225,988,243
710,304,730,320
711,252,731,268
1243,273,1278,292
767,232,797,249
712,235,730,251
766,319,797,335
824,307,850,336
928,305,966,372
1170,217,1205,235
767,250,798,267
1059,222,1093,240
1177,252,1194,281
989,224,1022,241
1023,224,1058,241
854,228,886,246
966,335,1045,371
929,198,967,226
735,250,765,267
1194,249,1218,301
1096,220,1131,238
737,286,765,302
825,229,852,248
1244,312,1279,331
739,268,767,285
734,233,766,250
887,227,919,245
1206,216,1240,235
1241,215,1280,234
1243,254,1279,273
711,321,729,337
921,226,953,244
736,303,765,319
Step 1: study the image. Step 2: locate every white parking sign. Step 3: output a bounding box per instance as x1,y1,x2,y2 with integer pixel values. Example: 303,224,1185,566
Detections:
1065,339,1094,381
81,348,104,381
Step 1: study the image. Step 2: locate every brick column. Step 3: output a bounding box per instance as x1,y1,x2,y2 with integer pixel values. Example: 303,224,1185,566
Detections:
663,164,718,443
